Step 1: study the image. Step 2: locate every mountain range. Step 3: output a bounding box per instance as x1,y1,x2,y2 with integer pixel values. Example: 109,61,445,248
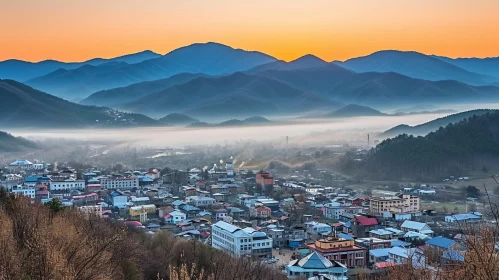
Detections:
381,109,496,137
432,55,499,78
326,104,386,118
188,116,271,128
0,50,161,83
23,43,276,100
337,50,496,86
0,80,158,128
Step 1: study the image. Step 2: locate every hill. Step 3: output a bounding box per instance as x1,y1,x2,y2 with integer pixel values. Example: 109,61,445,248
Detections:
0,131,37,152
123,72,337,118
218,119,245,126
382,109,496,137
338,50,490,85
243,116,270,124
0,50,160,82
326,104,386,118
158,113,199,125
342,111,499,180
0,80,158,128
80,73,209,106
247,54,328,73
26,42,276,100
326,72,499,107
432,55,499,79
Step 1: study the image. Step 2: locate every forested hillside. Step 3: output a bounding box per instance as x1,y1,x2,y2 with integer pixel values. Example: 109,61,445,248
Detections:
0,131,37,151
341,111,499,180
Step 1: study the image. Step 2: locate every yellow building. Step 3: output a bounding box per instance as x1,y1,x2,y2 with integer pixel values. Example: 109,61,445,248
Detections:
129,204,157,217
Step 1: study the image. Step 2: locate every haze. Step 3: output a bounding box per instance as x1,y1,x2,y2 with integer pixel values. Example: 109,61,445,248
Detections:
9,113,448,149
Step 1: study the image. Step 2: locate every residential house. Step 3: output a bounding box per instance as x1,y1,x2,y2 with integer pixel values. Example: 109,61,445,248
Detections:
305,222,332,236
215,209,228,220
265,226,308,248
444,213,482,223
10,186,36,198
164,210,187,225
106,191,128,208
400,221,433,236
308,236,367,267
286,252,348,279
426,236,457,252
323,203,363,220
250,205,272,218
369,248,392,264
78,205,103,218
349,216,378,238
100,177,139,190
355,237,391,251
369,229,394,240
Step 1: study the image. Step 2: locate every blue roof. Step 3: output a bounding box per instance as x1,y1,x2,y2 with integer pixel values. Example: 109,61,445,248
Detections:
442,250,464,262
370,229,392,235
426,236,455,249
449,213,481,221
369,248,392,258
391,239,411,248
182,205,201,212
344,221,351,227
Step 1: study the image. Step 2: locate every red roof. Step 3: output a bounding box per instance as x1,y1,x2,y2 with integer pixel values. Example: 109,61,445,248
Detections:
125,221,142,227
355,216,378,226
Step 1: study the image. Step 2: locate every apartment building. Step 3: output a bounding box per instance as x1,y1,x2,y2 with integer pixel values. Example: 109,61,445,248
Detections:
370,194,420,214
78,205,103,218
49,179,85,191
323,202,364,220
211,221,273,258
100,177,139,190
10,186,36,198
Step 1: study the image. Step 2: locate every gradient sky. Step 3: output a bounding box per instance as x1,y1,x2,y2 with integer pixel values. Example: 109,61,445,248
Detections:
2,0,499,62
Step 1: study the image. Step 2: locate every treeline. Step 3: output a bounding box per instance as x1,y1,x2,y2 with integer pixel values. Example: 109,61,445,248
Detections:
342,112,499,180
0,190,286,280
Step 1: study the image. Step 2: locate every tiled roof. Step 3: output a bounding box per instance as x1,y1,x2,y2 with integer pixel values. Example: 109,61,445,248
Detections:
296,252,333,269
355,216,378,226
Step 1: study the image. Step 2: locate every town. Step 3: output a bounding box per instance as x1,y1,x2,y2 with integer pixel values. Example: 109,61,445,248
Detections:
1,157,491,280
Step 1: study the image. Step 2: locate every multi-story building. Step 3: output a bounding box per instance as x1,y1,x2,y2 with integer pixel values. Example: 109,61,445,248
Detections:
100,177,139,190
323,203,364,220
49,179,85,191
256,171,274,187
249,205,272,218
308,236,367,267
370,194,420,214
264,226,308,248
10,186,36,198
211,221,273,258
78,205,103,218
185,196,216,207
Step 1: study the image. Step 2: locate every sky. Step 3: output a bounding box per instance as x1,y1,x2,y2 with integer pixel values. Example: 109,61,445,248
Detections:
1,0,499,62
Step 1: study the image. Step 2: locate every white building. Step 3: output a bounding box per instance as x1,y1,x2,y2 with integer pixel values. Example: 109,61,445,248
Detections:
100,177,139,190
211,221,273,258
10,186,35,198
305,221,332,235
323,203,363,220
164,210,186,224
49,179,85,191
400,221,433,236
78,205,103,217
185,196,216,207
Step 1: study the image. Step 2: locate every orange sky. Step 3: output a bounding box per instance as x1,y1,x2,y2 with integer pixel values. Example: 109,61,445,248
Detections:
1,0,499,62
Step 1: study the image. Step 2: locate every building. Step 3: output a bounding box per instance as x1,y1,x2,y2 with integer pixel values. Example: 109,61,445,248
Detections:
106,191,128,208
249,205,272,218
185,196,216,207
10,186,35,198
265,226,308,248
400,221,433,236
164,210,187,225
256,171,274,187
425,236,457,251
354,237,391,250
368,248,392,264
215,209,228,220
211,221,273,258
145,169,160,180
348,216,378,238
305,222,332,236
100,177,139,190
369,229,394,240
9,159,33,169
286,252,348,279
323,203,363,220
370,194,420,214
49,179,85,191
255,198,279,211
308,236,367,267
78,205,103,218
129,204,157,217
444,213,482,223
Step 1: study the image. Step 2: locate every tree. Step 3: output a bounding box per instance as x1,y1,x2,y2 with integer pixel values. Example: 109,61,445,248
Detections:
464,185,480,198
482,166,489,173
45,198,64,213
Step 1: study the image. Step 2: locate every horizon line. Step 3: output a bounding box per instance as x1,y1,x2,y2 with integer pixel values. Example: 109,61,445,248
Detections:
2,41,499,64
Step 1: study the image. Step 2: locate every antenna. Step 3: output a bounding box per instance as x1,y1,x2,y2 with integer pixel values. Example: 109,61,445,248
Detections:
368,134,370,146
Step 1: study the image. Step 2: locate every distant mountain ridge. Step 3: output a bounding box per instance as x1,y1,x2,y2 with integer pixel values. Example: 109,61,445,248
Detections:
25,42,276,100
326,104,386,118
0,50,161,82
338,50,492,85
0,80,158,128
432,55,499,79
247,54,328,73
187,116,271,128
158,113,199,125
81,73,210,106
122,72,338,118
381,109,496,137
